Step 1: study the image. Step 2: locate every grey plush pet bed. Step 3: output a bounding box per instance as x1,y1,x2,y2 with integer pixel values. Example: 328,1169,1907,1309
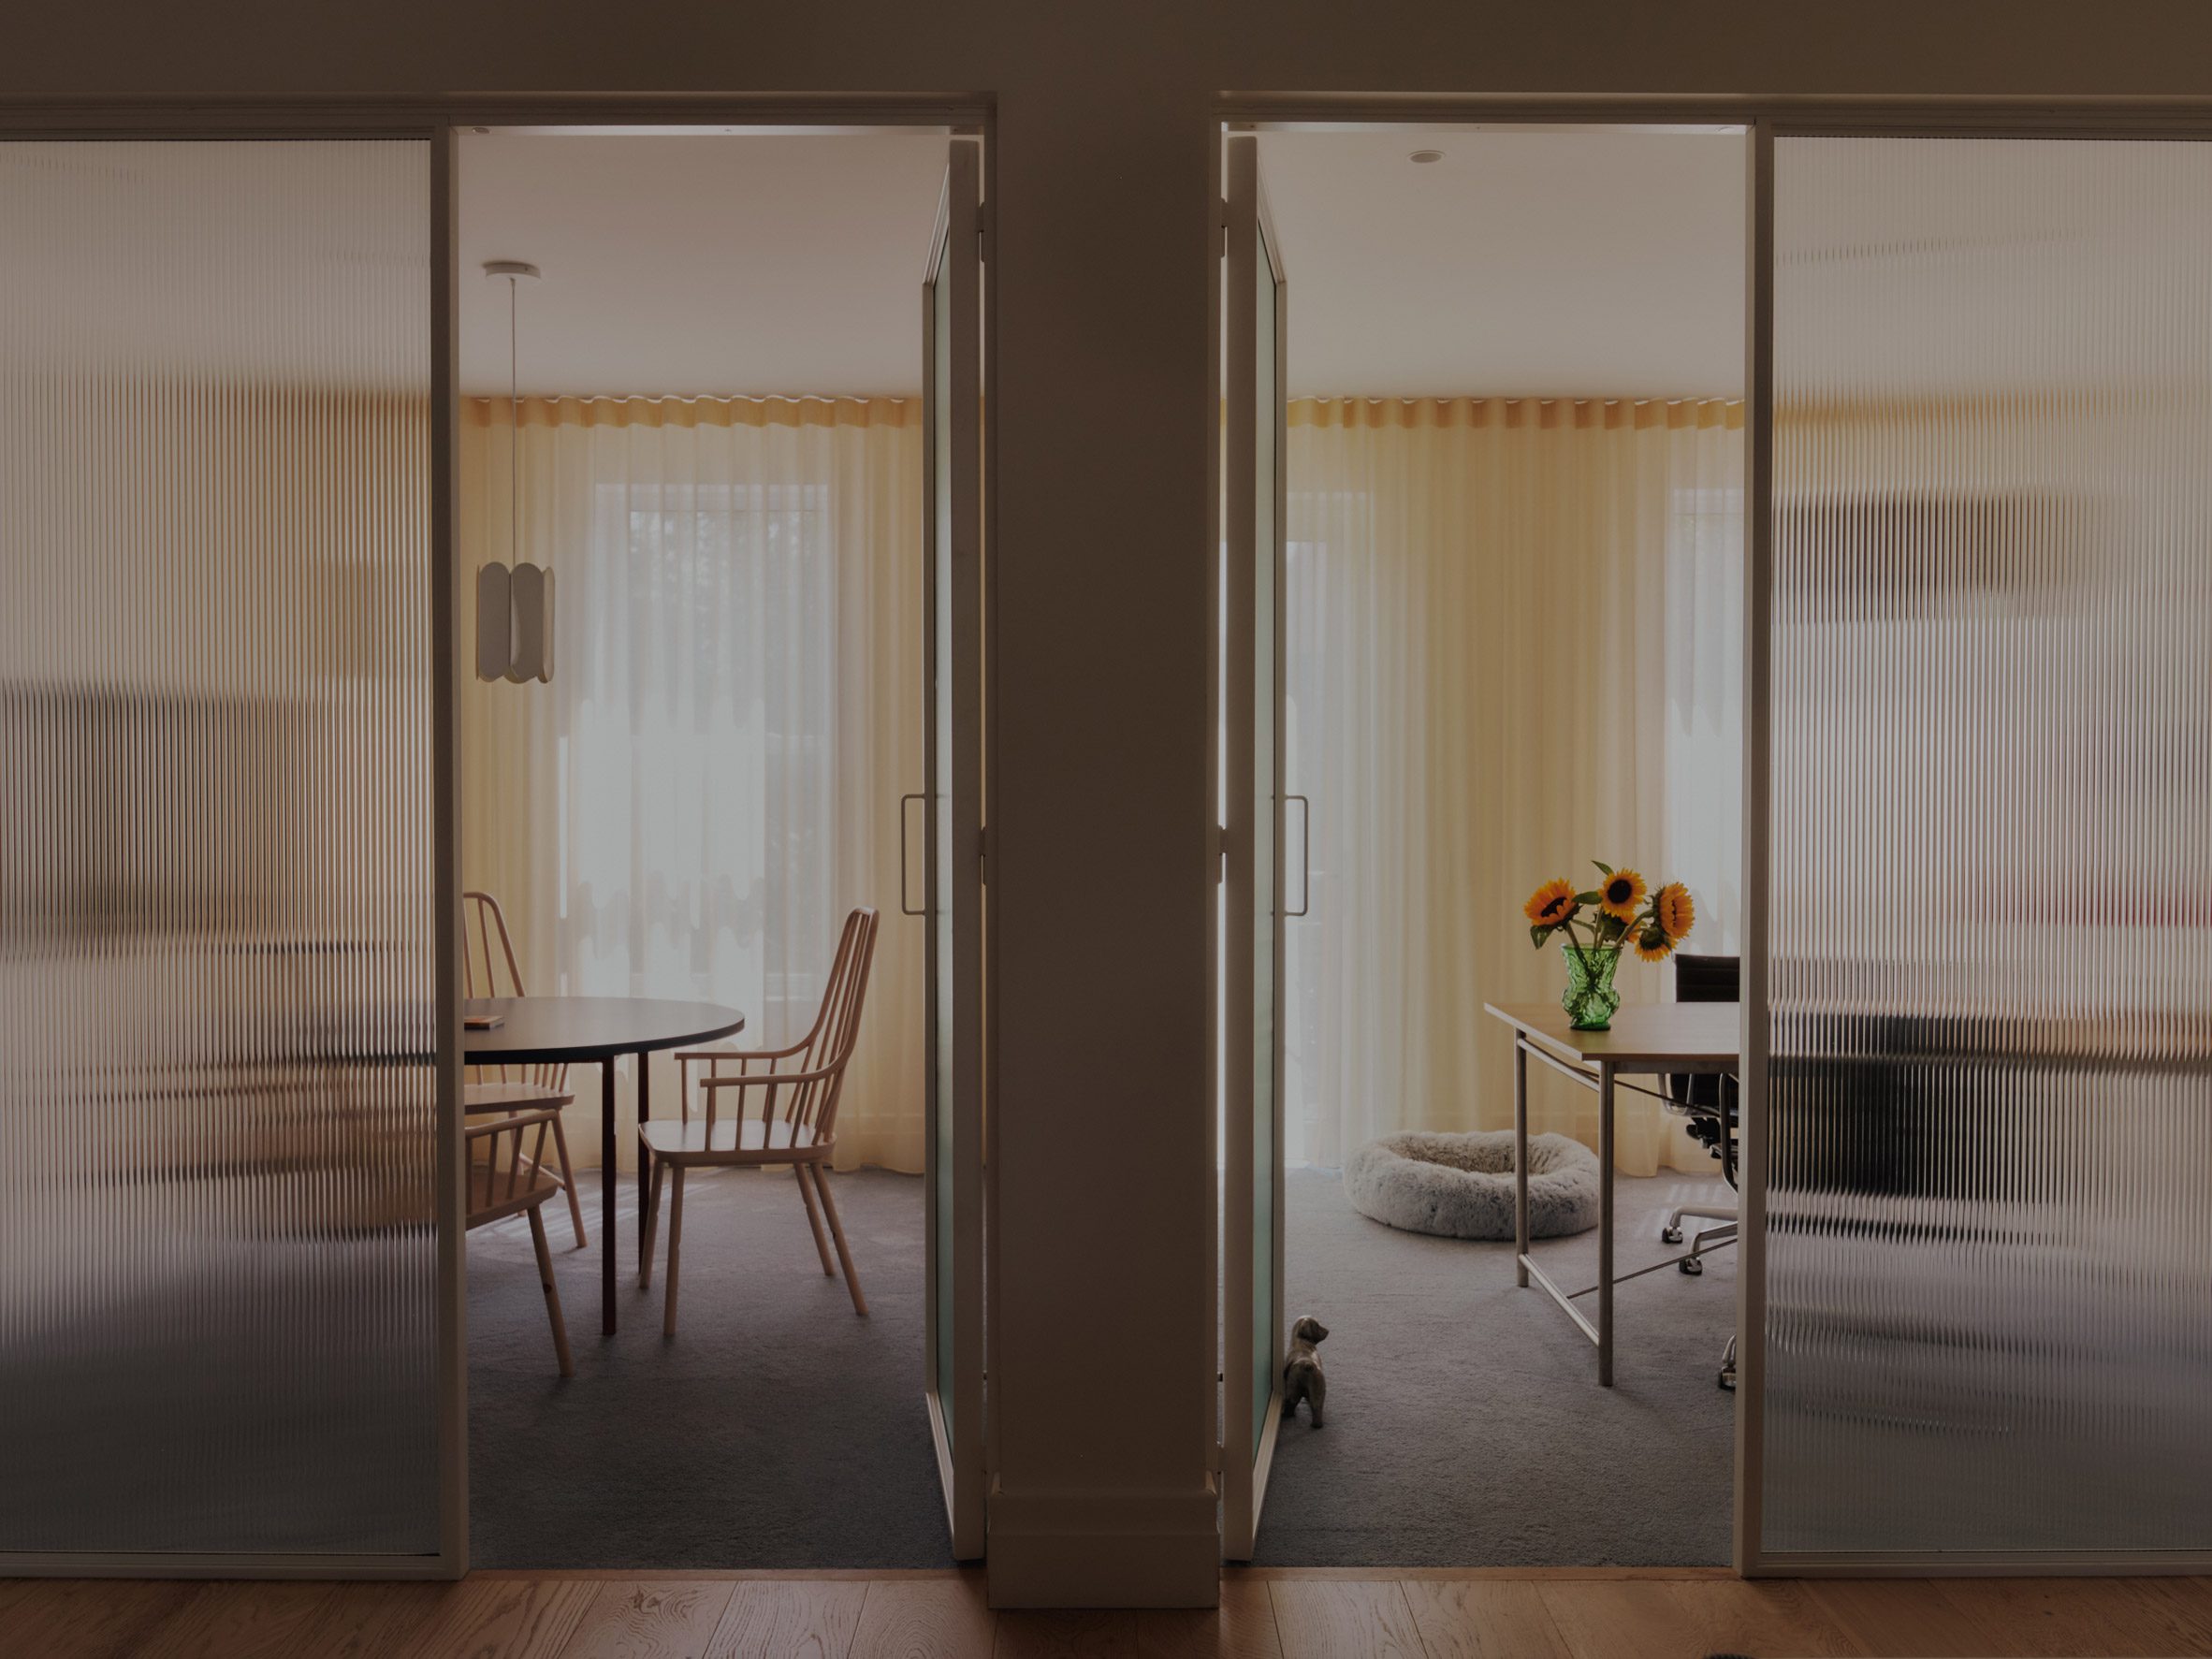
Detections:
1344,1129,1600,1240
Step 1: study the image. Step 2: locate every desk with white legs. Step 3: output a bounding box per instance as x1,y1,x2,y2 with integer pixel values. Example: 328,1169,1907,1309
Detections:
1482,1001,1740,1386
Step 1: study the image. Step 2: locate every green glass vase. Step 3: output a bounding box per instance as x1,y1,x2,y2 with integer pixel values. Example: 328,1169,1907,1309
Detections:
1560,942,1622,1030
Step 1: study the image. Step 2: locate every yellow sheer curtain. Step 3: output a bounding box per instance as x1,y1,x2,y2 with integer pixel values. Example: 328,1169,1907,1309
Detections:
459,396,924,1172
1284,397,1743,1175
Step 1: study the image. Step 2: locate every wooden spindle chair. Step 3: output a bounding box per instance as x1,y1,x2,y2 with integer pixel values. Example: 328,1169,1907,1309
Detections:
467,1105,575,1377
642,907,880,1335
462,889,586,1248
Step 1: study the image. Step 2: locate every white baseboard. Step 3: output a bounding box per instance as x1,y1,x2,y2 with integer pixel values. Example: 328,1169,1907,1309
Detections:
986,1484,1220,1608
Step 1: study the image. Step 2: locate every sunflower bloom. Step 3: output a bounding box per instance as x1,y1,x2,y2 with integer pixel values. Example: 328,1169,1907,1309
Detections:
1655,881,1695,942
1635,928,1673,964
1598,868,1647,923
1523,878,1578,929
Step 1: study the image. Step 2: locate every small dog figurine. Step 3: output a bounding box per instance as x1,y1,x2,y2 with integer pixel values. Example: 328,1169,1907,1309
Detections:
1282,1315,1330,1427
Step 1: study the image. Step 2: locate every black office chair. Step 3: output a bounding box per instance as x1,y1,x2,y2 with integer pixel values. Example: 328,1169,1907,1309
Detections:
1663,951,1739,1390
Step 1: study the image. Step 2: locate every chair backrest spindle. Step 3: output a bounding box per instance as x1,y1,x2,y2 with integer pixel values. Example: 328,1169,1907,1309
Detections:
461,890,567,1096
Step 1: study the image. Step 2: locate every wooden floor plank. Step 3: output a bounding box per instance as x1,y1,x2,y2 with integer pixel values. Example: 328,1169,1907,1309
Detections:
1135,1577,1284,1659
134,1579,342,1659
1535,1578,1867,1659
7,1570,2212,1659
1229,1566,1734,1582
1264,1579,1424,1659
706,1580,868,1659
396,1577,596,1659
993,1608,1139,1656
847,1576,997,1659
1659,1580,1868,1657
556,1581,737,1659
0,1579,204,1659
1934,1576,2212,1658
1401,1579,1572,1659
1804,1577,2019,1658
295,1581,453,1659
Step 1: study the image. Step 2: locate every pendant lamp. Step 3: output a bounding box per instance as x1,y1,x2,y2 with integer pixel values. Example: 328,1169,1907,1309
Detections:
476,260,554,683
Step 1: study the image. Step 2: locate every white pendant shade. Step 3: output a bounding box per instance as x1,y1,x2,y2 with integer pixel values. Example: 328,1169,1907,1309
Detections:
474,560,512,681
505,562,553,684
475,559,554,684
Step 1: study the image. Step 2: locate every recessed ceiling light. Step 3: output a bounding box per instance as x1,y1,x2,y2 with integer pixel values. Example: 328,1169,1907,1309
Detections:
1409,149,1445,165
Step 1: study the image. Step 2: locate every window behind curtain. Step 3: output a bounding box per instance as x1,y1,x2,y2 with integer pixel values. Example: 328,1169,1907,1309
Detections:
558,476,837,1046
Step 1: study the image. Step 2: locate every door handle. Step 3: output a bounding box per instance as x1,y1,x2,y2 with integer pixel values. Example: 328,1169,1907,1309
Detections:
899,793,926,916
1286,793,1311,918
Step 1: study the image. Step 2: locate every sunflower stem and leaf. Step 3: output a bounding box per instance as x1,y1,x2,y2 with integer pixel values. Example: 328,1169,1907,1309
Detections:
1521,861,1696,964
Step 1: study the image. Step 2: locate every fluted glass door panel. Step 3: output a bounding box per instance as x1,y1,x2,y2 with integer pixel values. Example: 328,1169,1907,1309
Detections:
1764,134,2212,1554
0,139,441,1556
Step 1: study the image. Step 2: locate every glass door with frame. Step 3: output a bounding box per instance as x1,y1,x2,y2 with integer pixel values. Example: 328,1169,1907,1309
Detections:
920,133,986,1562
1221,129,1289,1564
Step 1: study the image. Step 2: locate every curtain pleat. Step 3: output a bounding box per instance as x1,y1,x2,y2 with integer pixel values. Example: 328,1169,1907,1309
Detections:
1285,397,1744,1174
459,396,924,1173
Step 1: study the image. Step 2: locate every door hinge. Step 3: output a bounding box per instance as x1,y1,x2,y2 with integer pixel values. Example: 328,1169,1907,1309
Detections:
977,200,989,264
979,825,991,884
1213,824,1228,882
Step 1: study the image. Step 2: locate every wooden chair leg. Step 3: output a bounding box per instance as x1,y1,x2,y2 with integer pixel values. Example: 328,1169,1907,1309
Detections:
548,1112,587,1250
528,1206,574,1378
662,1165,687,1338
639,1155,667,1289
809,1165,867,1317
794,1163,835,1275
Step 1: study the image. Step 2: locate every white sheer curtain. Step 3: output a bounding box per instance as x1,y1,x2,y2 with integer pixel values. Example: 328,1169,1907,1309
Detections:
459,396,924,1172
1283,397,1742,1174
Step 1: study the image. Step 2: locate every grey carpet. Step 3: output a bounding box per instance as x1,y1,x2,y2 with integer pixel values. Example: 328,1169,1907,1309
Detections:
469,1166,953,1569
1257,1164,1736,1566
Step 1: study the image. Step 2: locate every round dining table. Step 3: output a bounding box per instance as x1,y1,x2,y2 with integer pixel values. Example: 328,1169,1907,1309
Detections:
465,996,745,1336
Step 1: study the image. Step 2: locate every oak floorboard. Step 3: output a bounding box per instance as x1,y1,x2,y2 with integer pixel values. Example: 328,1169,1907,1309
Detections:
556,1580,737,1659
1401,1579,1572,1659
1135,1577,1285,1659
135,1579,342,1659
847,1576,997,1659
397,1576,596,1659
1934,1577,2212,1658
0,1578,202,1659
1803,1577,2019,1658
706,1580,869,1659
296,1580,454,1659
1658,1579,1868,1657
8,1571,2212,1658
1264,1579,1424,1659
1535,1578,1866,1659
993,1608,1140,1656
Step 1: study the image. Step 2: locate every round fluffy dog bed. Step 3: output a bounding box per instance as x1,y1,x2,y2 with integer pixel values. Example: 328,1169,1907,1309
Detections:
1344,1129,1599,1240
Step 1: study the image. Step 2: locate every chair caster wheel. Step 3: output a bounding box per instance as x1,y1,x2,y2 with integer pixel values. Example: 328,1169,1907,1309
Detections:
1659,1225,1683,1244
1678,1256,1703,1275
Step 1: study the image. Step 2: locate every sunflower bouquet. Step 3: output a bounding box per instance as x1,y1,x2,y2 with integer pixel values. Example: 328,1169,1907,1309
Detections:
1521,863,1695,1029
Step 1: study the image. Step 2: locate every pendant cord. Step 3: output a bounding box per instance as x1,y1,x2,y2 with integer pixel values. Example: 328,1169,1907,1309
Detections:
508,274,520,572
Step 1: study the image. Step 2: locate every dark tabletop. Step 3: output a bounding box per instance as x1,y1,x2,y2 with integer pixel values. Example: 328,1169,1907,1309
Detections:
461,996,745,1067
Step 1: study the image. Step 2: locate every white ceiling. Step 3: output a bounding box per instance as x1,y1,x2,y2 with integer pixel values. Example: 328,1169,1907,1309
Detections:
24,129,2185,407
457,132,950,399
1258,128,1750,400
458,127,1752,404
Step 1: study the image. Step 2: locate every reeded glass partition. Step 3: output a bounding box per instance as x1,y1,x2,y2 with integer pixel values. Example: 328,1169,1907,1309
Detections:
1765,135,2212,1553
0,140,442,1555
